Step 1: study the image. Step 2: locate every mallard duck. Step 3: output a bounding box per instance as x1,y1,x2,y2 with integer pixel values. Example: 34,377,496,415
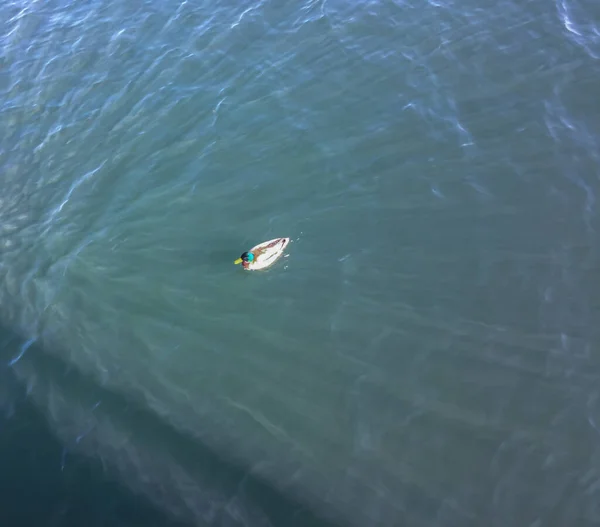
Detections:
234,237,290,270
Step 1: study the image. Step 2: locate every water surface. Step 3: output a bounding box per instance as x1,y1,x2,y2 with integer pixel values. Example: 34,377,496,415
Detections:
1,0,600,525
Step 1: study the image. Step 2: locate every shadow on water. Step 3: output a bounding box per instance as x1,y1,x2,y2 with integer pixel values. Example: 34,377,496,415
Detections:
0,368,185,527
0,325,340,527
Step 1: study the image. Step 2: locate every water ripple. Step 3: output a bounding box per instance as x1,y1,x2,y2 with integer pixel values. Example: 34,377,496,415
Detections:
557,0,600,59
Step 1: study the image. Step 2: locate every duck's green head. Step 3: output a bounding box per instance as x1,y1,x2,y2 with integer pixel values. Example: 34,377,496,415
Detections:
234,251,255,265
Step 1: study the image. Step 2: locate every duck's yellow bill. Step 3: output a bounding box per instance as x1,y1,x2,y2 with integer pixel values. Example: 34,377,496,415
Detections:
234,258,243,265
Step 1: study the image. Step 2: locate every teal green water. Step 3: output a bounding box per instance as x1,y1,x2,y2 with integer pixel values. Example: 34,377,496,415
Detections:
1,0,600,526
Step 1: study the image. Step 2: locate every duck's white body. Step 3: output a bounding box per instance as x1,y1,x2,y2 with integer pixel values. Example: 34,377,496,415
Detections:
244,237,290,270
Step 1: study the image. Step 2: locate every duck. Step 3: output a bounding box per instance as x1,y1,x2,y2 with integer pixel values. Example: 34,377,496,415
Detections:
234,237,290,271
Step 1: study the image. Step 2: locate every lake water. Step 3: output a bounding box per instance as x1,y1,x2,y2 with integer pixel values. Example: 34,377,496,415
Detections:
1,0,600,526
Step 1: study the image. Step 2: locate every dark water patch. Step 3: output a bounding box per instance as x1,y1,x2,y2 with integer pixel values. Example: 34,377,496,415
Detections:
0,326,340,527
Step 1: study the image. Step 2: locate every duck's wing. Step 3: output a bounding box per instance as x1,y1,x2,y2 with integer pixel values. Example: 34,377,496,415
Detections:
252,238,282,257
